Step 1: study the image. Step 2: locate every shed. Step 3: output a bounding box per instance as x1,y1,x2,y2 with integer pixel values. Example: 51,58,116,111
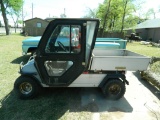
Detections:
124,19,160,43
24,18,49,36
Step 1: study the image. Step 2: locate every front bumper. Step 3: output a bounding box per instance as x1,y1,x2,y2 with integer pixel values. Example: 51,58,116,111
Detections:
19,62,24,74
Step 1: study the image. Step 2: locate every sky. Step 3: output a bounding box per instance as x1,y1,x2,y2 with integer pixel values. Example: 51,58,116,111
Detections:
23,0,104,19
0,0,160,26
137,0,160,18
23,0,160,19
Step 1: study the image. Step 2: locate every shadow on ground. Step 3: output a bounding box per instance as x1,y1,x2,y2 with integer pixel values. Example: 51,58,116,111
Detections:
11,55,30,64
133,71,160,100
0,87,133,120
80,88,133,112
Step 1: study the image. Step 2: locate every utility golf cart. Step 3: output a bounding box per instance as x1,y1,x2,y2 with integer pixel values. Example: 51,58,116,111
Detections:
14,18,150,100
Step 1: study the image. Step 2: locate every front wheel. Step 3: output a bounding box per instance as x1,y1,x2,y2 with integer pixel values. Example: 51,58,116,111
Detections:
102,79,126,100
14,76,40,99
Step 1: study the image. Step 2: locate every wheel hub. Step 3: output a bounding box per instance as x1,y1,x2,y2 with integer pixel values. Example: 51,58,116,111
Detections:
109,84,121,95
20,82,32,94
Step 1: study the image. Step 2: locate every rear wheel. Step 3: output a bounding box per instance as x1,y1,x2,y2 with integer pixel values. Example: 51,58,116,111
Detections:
14,76,40,99
102,79,126,100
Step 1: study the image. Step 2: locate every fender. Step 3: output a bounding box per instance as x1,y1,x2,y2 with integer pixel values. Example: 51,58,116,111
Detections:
99,73,129,88
20,74,43,87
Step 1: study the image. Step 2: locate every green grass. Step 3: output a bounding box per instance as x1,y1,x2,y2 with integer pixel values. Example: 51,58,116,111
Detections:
0,35,160,120
0,34,93,120
126,42,160,57
126,42,160,74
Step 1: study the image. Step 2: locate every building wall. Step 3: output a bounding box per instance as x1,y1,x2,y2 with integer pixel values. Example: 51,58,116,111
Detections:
137,29,148,40
147,28,160,42
125,28,160,42
154,28,160,42
24,18,49,36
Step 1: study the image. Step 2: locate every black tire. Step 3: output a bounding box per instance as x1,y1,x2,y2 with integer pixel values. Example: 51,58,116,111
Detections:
14,76,40,99
102,79,126,100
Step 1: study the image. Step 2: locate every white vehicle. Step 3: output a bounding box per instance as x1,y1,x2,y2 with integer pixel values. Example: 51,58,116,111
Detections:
14,18,150,100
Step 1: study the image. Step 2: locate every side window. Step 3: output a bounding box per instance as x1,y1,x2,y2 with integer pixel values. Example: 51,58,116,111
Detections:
44,61,73,76
45,25,81,54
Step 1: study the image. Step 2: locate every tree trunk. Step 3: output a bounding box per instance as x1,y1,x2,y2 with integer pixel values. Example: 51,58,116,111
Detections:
14,23,17,33
0,0,9,35
120,0,128,33
112,15,116,31
101,0,112,37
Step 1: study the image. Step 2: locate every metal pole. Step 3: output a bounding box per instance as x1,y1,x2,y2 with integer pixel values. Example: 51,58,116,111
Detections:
32,3,33,18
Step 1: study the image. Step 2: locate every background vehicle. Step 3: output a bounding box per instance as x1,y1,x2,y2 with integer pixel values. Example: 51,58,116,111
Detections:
22,37,127,55
14,18,150,100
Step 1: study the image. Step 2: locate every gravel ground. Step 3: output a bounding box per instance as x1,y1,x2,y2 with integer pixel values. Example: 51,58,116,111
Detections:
81,71,160,120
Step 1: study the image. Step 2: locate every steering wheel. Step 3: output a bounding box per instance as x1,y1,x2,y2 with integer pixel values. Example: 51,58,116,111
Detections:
57,41,67,52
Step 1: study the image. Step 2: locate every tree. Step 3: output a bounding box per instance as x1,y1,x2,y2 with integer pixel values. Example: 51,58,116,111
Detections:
133,0,145,21
97,0,112,37
0,20,2,27
21,3,28,28
0,0,23,35
60,14,66,18
106,0,122,31
0,0,9,35
9,7,21,33
83,7,98,18
145,8,156,19
60,8,66,18
120,0,130,33
123,15,139,29
96,0,137,36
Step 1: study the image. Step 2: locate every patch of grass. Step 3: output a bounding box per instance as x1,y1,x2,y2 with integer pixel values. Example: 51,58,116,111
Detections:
150,61,160,74
0,88,86,120
0,34,29,98
126,42,160,57
0,34,92,120
126,42,160,74
0,36,160,120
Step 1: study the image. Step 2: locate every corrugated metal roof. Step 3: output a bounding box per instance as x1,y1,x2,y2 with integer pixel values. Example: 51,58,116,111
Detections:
135,19,160,29
125,19,160,30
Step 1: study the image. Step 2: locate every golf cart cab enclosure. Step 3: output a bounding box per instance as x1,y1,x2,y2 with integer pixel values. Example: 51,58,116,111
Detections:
36,19,99,85
14,18,150,100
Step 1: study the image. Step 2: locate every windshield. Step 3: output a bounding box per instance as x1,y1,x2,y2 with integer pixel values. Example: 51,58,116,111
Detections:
45,25,81,54
85,21,97,65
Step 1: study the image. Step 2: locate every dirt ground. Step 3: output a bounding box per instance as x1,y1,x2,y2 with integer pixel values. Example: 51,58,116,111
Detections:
81,71,160,120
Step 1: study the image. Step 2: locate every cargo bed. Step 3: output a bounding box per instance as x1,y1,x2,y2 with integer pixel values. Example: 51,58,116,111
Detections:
90,49,150,71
